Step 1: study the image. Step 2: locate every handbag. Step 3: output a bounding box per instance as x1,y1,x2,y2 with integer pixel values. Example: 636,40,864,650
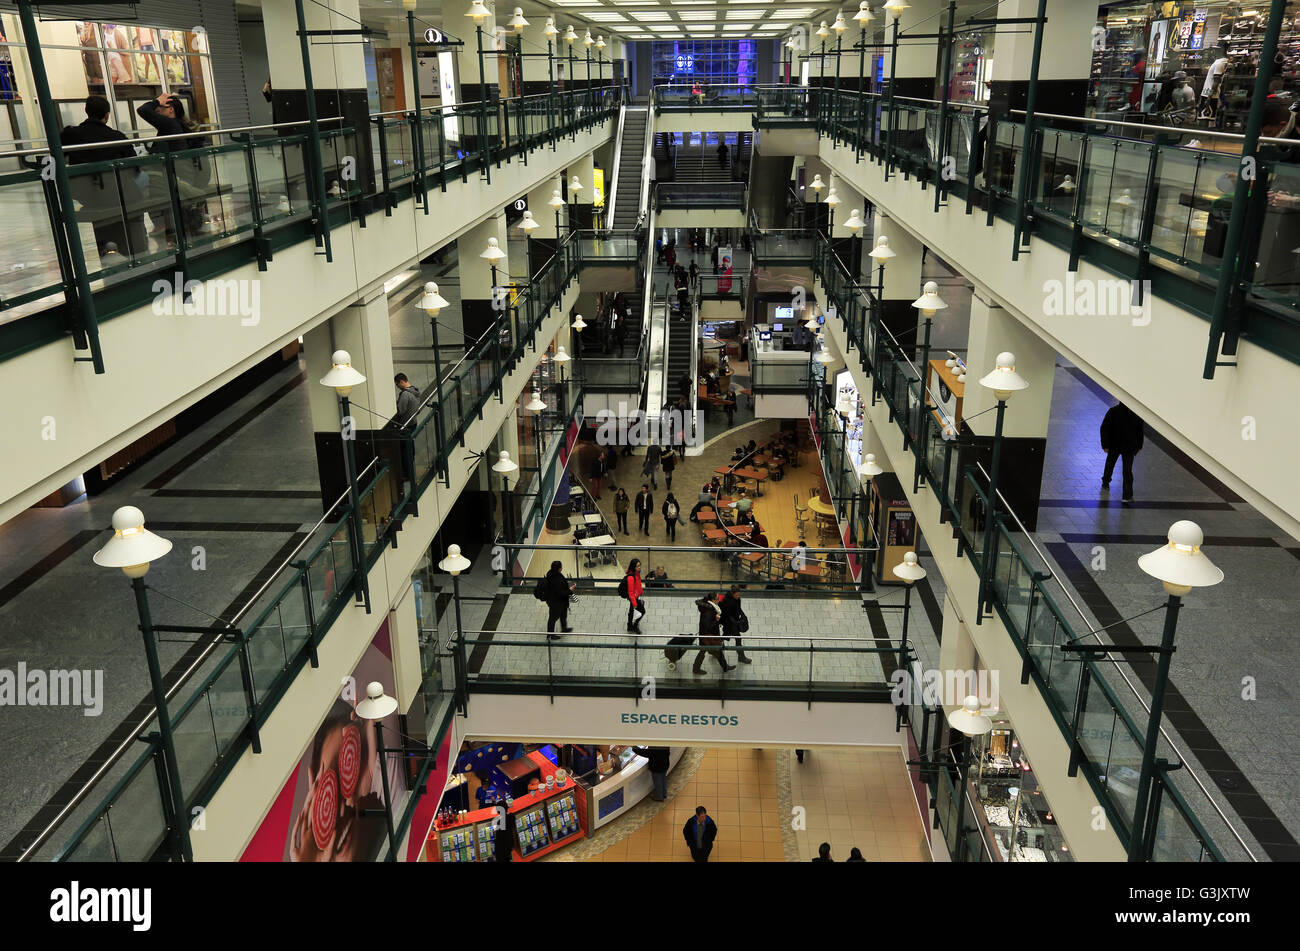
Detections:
738,611,750,634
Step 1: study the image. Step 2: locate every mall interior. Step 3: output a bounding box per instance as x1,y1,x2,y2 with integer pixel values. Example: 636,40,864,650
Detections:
0,0,1296,866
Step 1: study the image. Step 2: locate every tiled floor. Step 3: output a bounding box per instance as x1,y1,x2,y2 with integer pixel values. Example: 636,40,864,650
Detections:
580,746,929,862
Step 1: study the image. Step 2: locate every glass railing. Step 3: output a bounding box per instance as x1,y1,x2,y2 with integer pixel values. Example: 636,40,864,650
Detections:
751,358,810,392
54,459,400,861
656,182,746,210
754,86,818,122
652,84,763,110
460,623,905,700
0,85,623,350
499,543,872,594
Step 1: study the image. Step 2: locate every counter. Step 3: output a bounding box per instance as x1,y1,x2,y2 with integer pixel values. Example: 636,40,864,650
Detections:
574,747,685,829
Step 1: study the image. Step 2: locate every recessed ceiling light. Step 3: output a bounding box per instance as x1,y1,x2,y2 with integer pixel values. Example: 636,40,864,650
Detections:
721,23,753,29
730,0,770,3
670,1,716,5
769,9,813,18
726,8,764,16
631,10,671,19
585,11,628,20
753,32,777,36
562,1,605,6
612,24,646,31
678,10,715,18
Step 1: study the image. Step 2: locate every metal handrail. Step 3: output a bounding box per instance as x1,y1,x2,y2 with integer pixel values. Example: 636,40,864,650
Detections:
461,627,900,645
0,116,348,159
607,103,628,225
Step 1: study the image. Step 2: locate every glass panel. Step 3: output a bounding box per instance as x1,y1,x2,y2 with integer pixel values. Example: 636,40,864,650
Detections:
170,689,221,800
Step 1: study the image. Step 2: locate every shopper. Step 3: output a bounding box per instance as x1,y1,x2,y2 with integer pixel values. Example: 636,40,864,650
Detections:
60,95,146,255
682,805,718,862
635,483,654,536
589,450,604,500
662,492,682,541
733,489,752,519
692,594,735,674
534,560,576,639
613,487,631,535
795,749,806,764
689,260,699,291
642,443,662,488
646,565,672,588
1099,402,1144,503
719,586,752,664
137,92,208,235
846,847,866,862
812,842,833,862
633,745,671,801
660,446,677,490
394,373,422,425
622,559,647,632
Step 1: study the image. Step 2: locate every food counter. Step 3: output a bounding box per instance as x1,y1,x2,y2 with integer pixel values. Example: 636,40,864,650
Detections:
572,745,685,830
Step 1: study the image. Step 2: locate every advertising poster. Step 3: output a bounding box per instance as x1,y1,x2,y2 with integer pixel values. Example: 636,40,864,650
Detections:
240,621,408,862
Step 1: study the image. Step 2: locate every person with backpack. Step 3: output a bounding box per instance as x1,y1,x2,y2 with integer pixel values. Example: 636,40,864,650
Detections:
692,594,734,674
622,559,647,632
662,492,683,541
720,585,752,664
613,487,631,535
634,484,654,536
534,560,575,639
660,447,677,491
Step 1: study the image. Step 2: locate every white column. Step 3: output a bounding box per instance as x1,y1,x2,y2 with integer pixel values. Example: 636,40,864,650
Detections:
457,211,510,300
962,290,1056,439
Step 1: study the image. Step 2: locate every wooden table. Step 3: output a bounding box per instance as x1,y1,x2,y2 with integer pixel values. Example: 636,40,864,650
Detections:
695,510,718,523
807,495,836,517
703,525,751,542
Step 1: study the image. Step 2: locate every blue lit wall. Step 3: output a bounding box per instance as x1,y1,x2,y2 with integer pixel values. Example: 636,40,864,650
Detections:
650,40,758,86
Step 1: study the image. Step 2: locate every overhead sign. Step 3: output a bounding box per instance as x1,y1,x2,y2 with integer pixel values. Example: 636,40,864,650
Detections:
512,197,528,212
424,28,446,44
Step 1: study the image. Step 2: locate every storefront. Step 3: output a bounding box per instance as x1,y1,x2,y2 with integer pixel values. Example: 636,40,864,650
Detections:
423,741,684,862
1089,0,1300,129
0,15,219,146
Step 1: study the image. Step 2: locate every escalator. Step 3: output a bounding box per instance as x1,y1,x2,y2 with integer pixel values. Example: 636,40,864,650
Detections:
610,106,649,229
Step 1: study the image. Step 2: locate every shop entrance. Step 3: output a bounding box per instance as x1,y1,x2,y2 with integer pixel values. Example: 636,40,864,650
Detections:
423,740,930,863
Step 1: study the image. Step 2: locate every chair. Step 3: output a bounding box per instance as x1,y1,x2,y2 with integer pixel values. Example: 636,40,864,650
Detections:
794,508,810,542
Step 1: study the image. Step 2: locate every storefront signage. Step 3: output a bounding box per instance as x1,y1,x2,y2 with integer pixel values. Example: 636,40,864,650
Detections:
424,28,447,44
619,712,739,726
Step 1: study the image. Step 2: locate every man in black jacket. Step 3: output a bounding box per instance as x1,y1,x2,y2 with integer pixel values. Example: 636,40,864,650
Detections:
1100,403,1145,503
720,586,751,664
537,561,575,638
60,95,142,254
633,746,671,800
635,484,654,536
682,805,718,862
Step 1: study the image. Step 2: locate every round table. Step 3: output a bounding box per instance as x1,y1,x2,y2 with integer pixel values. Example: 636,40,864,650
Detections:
806,495,836,517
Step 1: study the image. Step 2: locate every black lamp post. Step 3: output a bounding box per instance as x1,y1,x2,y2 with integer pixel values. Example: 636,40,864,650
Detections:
947,696,993,861
972,349,1027,621
319,349,372,613
439,544,473,715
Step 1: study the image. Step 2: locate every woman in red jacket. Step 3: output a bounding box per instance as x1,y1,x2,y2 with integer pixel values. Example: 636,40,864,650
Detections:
624,558,647,632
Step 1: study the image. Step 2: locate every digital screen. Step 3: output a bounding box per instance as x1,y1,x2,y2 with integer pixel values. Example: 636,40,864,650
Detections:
759,331,772,341
597,787,625,820
773,323,783,332
775,306,793,323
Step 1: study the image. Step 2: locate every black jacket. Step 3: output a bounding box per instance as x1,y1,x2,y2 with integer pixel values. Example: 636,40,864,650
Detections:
1100,405,1145,454
682,815,718,851
137,100,191,151
633,746,670,773
635,491,654,514
720,594,744,635
538,569,571,607
59,120,134,165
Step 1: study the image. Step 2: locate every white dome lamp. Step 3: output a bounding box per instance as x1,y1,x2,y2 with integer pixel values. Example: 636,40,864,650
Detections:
844,208,866,235
94,505,172,579
564,24,579,45
508,7,529,32
809,173,825,195
815,332,835,364
571,312,587,332
480,236,506,262
584,29,594,48
832,11,849,33
544,17,558,39
492,449,520,477
894,550,928,658
855,1,876,26
948,694,993,737
869,235,896,262
320,348,366,398
1139,520,1223,599
977,350,1029,402
568,175,584,197
825,188,842,208
1114,188,1134,207
525,389,548,413
911,280,947,319
552,344,572,384
466,0,491,22
550,186,566,234
420,281,449,316
491,450,520,539
356,681,398,720
1057,175,1076,193
858,452,883,480
517,210,540,233
884,0,911,21
596,35,607,51
892,550,926,584
816,21,831,40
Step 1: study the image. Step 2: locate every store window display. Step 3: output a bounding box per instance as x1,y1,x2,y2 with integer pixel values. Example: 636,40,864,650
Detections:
966,719,1073,862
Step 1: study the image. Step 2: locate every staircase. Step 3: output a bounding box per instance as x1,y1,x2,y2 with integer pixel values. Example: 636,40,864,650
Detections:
612,107,649,229
664,291,695,408
670,144,735,185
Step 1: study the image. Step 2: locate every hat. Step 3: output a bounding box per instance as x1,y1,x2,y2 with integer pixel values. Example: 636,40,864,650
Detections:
1173,70,1187,79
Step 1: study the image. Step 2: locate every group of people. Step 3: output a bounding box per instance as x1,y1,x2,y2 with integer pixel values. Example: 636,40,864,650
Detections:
612,483,685,539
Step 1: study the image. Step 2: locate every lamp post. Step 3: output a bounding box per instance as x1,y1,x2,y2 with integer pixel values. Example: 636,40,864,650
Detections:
467,0,492,184
93,506,192,861
319,349,371,612
974,350,1029,620
438,544,473,714
568,174,584,234
947,694,993,861
564,25,578,131
825,187,841,235
831,11,848,142
868,234,895,302
858,450,883,558
355,681,400,860
584,30,594,117
481,236,507,305
1127,520,1223,860
517,209,540,272
844,207,866,284
549,185,566,240
910,278,944,472
892,549,925,674
552,344,571,417
596,35,607,94
854,1,875,161
492,450,520,543
545,18,558,142
808,172,825,231
784,36,797,85
816,21,830,134
420,281,450,378
883,0,910,180
508,8,529,102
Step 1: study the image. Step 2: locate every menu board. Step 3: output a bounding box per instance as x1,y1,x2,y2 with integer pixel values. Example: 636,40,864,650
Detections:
476,823,497,861
514,803,552,857
438,826,478,863
546,792,581,841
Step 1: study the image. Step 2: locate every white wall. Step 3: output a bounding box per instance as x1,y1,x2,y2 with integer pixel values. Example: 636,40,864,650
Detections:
1,121,617,523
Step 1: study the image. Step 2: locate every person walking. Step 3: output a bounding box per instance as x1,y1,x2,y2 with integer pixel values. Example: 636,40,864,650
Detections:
613,487,631,535
812,842,834,862
689,260,699,291
846,847,866,862
535,560,576,639
662,492,682,541
1099,402,1144,503
720,586,752,664
692,594,735,674
622,559,647,632
635,483,654,536
642,443,662,489
394,373,422,424
633,745,671,801
589,450,604,500
660,446,677,491
682,806,718,862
